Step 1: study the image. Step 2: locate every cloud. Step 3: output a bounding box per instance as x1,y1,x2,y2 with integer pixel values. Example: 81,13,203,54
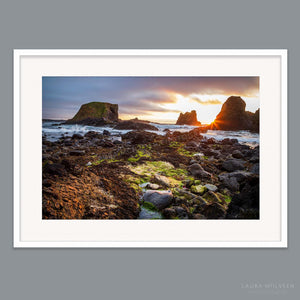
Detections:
119,99,181,115
42,76,259,119
190,96,222,105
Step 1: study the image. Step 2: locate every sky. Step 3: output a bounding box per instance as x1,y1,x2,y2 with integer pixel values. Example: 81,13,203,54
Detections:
42,77,259,124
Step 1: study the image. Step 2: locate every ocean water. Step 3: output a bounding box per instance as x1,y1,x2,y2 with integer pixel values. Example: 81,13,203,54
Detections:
42,121,259,147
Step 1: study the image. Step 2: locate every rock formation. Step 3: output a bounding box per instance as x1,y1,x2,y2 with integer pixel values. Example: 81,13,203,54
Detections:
114,120,158,131
65,102,118,126
207,96,259,132
176,110,201,126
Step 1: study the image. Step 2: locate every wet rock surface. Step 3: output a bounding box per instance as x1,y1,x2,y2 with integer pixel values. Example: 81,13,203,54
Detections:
143,190,173,210
42,127,259,219
222,159,246,172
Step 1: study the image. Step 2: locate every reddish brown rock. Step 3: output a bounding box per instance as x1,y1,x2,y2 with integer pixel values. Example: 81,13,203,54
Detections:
207,96,259,132
176,110,201,126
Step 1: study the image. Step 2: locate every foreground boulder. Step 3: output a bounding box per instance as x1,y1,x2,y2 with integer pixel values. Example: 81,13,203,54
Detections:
176,110,201,126
207,96,259,132
218,171,252,192
143,190,173,210
65,102,118,125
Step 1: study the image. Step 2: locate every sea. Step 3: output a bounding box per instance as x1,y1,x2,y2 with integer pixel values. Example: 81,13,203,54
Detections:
42,120,259,148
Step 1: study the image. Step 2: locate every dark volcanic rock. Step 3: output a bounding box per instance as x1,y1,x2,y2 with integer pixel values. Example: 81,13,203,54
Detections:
218,171,252,192
143,190,173,210
226,176,259,219
42,154,51,161
65,102,118,125
249,155,259,163
60,159,74,171
69,150,85,156
114,120,158,131
207,96,259,132
232,150,244,159
250,163,259,174
170,128,205,143
162,207,177,219
176,110,201,126
63,140,74,146
71,133,83,140
220,138,239,145
98,140,114,148
122,130,158,144
103,130,111,136
185,141,199,150
222,159,246,172
201,202,226,219
113,139,122,145
84,131,102,139
174,206,189,219
188,163,212,179
68,117,109,126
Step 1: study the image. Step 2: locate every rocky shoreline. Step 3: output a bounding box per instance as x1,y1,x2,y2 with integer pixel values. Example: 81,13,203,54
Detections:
42,127,259,220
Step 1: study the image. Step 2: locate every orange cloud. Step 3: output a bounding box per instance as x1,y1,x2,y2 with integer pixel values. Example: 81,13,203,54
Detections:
190,96,222,105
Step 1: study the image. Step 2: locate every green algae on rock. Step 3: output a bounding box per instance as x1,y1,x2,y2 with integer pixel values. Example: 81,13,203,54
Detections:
191,184,207,195
129,160,192,188
65,102,118,125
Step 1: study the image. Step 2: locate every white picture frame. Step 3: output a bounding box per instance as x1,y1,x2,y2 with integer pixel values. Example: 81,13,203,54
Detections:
14,49,287,248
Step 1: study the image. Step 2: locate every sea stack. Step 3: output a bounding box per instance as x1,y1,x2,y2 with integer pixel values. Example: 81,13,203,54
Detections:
65,102,118,126
207,96,259,132
176,110,201,126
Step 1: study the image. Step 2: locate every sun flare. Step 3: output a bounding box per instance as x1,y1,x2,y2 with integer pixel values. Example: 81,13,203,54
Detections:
119,91,259,124
159,93,225,124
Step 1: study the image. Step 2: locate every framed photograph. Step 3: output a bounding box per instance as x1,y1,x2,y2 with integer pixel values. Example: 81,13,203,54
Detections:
14,49,287,248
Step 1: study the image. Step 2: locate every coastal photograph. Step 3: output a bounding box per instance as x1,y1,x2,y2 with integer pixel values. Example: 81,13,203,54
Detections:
42,77,259,220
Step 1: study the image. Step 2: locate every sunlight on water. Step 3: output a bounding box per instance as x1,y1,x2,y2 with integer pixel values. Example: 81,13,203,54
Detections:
42,121,259,147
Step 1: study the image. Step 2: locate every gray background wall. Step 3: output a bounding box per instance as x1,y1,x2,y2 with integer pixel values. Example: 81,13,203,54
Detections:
0,0,298,299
